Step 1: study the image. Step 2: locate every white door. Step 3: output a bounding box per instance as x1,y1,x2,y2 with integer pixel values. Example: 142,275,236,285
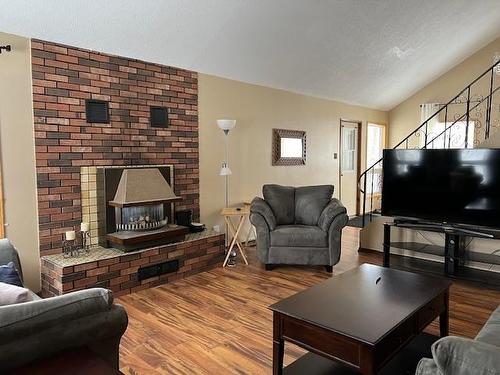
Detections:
339,121,359,216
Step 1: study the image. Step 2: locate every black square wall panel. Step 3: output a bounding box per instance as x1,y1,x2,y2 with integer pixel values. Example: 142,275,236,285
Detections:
85,100,109,123
150,106,169,128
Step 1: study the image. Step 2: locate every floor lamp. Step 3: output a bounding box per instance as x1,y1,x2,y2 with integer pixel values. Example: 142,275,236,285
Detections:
217,119,236,264
217,119,236,205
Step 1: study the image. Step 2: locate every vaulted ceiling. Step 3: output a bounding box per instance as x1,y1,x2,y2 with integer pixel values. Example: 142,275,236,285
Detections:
1,0,500,110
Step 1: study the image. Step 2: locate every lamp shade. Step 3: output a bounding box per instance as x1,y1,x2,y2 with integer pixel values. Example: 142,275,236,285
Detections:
220,164,232,176
217,119,236,131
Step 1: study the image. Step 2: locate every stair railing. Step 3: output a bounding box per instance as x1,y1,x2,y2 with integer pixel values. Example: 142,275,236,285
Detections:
357,59,500,227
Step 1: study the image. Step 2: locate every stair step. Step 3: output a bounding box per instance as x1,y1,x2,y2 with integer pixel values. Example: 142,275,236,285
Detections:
347,212,379,228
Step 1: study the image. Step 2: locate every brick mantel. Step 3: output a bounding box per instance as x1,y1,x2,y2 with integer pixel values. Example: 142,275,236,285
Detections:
31,40,199,256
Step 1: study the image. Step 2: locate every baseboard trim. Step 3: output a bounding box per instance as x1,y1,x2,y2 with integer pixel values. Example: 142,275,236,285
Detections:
358,247,382,254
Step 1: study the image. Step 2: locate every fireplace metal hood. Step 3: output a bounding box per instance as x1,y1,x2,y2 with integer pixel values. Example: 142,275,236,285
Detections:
109,168,181,207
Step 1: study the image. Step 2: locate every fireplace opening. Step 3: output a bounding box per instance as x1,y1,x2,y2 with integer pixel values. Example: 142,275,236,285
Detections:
103,166,190,251
117,204,167,231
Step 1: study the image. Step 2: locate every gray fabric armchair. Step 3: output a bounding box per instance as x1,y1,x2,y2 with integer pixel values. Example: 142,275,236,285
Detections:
0,239,128,372
250,184,348,271
416,305,500,375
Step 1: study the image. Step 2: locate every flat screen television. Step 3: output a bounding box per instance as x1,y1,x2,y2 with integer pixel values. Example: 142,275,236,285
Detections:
382,148,500,228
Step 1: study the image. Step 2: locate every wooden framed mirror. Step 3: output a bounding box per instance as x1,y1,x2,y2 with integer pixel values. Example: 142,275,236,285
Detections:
272,128,306,166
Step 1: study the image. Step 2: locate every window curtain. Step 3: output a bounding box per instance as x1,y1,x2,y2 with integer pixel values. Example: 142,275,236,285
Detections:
420,103,442,147
420,103,474,148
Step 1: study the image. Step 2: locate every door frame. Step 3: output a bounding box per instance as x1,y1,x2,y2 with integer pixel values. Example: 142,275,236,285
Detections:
339,119,362,216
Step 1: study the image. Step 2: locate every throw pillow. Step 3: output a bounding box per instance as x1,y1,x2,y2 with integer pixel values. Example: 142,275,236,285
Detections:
0,262,23,287
0,282,33,306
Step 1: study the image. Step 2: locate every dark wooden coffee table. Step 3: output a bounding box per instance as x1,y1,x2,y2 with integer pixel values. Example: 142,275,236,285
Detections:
269,264,452,375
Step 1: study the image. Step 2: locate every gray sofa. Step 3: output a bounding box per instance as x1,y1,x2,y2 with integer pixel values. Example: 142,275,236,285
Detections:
0,239,128,372
416,305,500,375
250,184,348,271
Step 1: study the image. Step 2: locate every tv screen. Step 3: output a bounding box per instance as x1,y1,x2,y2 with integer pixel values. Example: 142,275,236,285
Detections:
382,149,500,228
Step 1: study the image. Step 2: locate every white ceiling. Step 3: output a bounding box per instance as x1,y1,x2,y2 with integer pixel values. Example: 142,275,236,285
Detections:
1,0,500,110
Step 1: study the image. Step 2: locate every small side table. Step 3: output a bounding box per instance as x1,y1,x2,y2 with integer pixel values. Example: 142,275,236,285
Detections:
221,206,250,267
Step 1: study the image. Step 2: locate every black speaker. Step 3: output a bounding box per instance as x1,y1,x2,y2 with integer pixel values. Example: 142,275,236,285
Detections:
150,106,169,128
85,100,109,123
175,210,192,227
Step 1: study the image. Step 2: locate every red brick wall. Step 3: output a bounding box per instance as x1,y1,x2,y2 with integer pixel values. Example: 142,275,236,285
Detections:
31,40,199,256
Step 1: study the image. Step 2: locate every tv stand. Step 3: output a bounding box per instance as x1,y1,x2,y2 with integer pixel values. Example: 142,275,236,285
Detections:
383,219,500,286
393,221,494,239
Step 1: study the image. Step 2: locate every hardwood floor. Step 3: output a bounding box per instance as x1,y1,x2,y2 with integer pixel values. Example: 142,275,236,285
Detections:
117,227,500,374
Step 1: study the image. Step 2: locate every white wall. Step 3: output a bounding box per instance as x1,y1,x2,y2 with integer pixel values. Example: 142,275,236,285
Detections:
0,32,40,291
199,74,388,234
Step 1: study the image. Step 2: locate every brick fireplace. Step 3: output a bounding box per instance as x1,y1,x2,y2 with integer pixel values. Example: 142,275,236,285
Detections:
32,39,200,256
32,40,225,297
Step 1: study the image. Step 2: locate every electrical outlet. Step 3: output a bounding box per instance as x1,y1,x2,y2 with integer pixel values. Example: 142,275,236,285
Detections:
213,225,220,232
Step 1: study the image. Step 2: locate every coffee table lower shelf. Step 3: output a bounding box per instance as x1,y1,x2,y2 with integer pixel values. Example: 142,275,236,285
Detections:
283,333,438,375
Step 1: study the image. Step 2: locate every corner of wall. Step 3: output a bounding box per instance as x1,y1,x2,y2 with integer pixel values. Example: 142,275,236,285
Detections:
0,32,41,292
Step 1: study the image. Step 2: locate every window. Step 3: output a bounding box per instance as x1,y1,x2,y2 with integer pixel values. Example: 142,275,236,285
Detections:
341,127,357,172
367,124,384,166
366,123,385,194
421,121,474,149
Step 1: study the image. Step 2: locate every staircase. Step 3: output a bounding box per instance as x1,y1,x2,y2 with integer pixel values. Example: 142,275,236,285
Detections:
351,59,500,228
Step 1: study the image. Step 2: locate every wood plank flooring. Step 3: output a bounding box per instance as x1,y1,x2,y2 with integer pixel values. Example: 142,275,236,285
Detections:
117,228,500,374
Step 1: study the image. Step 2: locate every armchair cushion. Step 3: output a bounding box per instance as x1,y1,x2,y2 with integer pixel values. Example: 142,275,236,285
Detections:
295,185,334,226
250,197,277,231
318,198,348,232
431,336,500,375
263,184,295,225
475,305,500,347
271,225,328,248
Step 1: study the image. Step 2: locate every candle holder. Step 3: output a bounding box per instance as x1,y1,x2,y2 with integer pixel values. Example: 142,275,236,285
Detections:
81,230,91,255
62,239,77,258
